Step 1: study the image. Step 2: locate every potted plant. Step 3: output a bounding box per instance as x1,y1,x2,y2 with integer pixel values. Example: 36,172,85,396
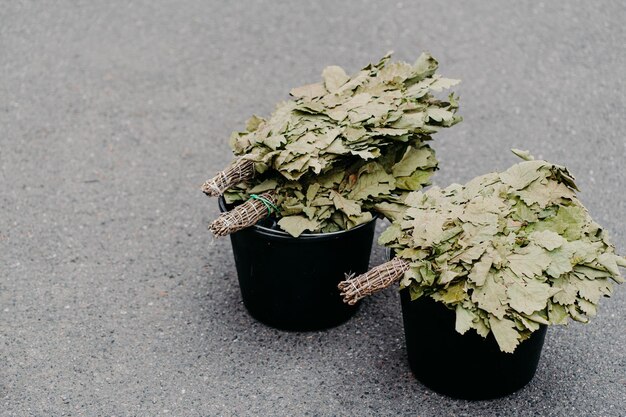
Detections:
339,150,625,398
202,52,462,330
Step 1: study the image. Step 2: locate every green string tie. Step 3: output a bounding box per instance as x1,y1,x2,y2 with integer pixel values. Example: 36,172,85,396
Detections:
249,194,280,218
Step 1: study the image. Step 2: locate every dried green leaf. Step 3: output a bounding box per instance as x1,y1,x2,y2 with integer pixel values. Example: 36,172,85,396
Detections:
322,65,350,93
548,302,569,325
426,108,454,122
468,255,492,286
379,223,402,245
597,253,621,276
330,190,362,217
545,245,575,278
412,52,438,80
507,245,551,278
346,163,396,200
373,202,405,223
488,317,520,354
392,146,435,177
289,83,327,99
429,77,461,92
507,280,557,315
455,305,476,335
277,216,320,238
471,274,507,319
498,161,545,190
511,148,534,161
432,281,465,303
247,179,278,194
530,230,567,251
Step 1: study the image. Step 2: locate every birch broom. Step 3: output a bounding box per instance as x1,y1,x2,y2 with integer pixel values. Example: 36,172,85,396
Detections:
339,150,625,353
204,52,462,237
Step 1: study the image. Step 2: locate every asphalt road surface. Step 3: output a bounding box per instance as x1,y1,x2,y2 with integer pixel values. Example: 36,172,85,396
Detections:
1,1,625,416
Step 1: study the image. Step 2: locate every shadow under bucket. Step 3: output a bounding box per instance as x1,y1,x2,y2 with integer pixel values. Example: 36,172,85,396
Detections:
219,197,376,331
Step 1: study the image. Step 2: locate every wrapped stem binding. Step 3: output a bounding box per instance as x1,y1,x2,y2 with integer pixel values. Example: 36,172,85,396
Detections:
209,192,277,237
202,159,255,197
338,257,410,305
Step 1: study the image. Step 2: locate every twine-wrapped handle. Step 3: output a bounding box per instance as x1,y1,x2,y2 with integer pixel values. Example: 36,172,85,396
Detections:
202,159,255,197
338,258,410,305
209,192,277,237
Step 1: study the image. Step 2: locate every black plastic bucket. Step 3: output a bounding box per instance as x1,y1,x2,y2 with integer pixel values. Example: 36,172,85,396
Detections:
219,197,376,331
400,290,547,400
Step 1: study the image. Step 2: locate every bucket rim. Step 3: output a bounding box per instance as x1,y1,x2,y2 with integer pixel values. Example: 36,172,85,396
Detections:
217,195,377,239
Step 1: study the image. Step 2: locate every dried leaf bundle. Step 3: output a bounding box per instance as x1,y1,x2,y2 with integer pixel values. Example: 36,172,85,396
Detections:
213,52,461,236
229,52,460,181
341,151,625,352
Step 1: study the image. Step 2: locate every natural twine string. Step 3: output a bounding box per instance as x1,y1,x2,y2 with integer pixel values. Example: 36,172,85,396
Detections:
249,194,280,215
201,158,255,197
338,257,410,305
209,191,278,237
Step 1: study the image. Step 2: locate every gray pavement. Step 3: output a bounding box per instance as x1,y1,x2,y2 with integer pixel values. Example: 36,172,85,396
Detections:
1,1,625,416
